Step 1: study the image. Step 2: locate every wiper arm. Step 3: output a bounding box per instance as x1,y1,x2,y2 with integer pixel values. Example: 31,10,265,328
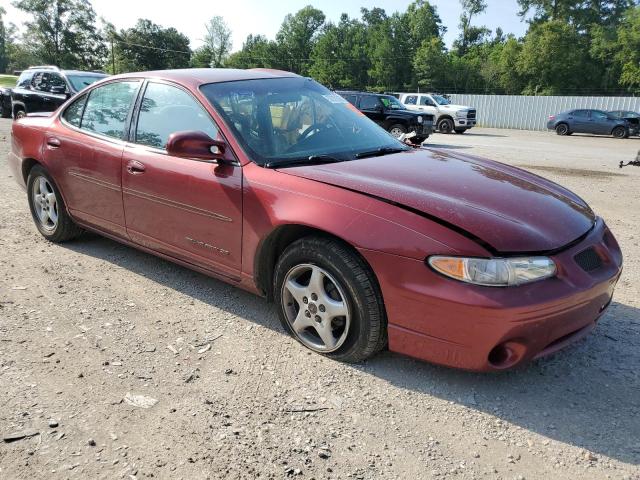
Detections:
355,146,408,159
264,155,345,169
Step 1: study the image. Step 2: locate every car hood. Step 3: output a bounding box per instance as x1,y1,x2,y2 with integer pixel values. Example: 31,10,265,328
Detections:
279,148,595,254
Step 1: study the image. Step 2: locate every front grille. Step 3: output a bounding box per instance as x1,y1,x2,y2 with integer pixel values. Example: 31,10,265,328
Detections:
467,109,476,119
574,248,602,272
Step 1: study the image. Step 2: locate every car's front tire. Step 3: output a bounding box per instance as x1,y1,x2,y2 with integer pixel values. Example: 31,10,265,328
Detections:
388,124,407,138
27,165,83,242
274,236,387,363
437,118,454,134
612,126,628,139
555,123,570,136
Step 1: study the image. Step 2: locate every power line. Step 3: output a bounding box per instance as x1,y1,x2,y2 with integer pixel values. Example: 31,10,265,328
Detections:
112,38,191,55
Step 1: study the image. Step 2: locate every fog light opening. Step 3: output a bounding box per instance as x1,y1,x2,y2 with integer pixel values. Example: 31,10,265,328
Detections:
488,341,524,369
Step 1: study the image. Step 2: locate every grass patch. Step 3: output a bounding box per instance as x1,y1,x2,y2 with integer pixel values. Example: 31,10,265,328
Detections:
0,75,18,88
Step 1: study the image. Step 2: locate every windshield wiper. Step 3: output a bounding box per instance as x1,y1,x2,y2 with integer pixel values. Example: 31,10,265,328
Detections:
355,146,408,159
264,155,346,169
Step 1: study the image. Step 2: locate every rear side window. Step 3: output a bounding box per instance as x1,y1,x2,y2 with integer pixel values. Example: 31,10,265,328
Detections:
81,81,140,139
572,110,589,118
404,95,417,105
62,94,87,127
341,94,357,105
135,82,218,149
16,71,34,88
360,95,380,110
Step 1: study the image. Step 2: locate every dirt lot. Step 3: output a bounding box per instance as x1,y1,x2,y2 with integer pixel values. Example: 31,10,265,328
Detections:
1,121,639,480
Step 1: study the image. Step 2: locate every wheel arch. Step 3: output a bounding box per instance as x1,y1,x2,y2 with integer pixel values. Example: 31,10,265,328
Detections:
22,158,42,184
254,223,379,301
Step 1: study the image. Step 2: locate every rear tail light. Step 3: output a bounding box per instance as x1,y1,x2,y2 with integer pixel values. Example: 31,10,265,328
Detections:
548,115,556,120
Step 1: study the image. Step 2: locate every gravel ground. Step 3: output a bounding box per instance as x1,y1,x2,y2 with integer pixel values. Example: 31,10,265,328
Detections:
1,120,639,480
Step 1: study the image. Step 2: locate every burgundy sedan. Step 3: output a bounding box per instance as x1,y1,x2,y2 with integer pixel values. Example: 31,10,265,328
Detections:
8,69,623,371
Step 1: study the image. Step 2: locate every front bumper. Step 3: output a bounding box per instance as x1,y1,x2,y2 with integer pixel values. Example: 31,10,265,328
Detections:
359,218,623,371
455,117,476,128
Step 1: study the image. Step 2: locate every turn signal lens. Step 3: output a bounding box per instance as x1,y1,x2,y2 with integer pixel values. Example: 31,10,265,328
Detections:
428,256,556,287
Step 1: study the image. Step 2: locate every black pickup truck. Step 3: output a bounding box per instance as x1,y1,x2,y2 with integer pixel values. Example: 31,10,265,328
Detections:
336,90,434,144
9,66,107,119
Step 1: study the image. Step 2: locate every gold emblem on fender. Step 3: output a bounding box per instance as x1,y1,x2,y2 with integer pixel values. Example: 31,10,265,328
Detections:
185,237,230,255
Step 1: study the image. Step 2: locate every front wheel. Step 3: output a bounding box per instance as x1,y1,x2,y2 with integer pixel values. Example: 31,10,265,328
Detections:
612,126,628,139
388,124,407,138
27,165,83,242
454,129,466,134
437,118,454,134
274,236,387,363
14,108,26,120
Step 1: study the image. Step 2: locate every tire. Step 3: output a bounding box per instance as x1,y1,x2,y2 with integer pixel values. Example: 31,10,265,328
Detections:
14,108,26,120
555,123,569,136
388,124,407,138
612,126,628,139
27,165,83,242
454,129,466,134
437,118,454,134
274,236,387,363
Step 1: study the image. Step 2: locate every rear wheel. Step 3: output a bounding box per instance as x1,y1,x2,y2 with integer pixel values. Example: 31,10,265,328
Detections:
14,107,26,120
437,118,454,134
27,165,83,242
555,123,569,136
388,124,407,138
0,101,11,119
274,236,387,363
612,126,628,139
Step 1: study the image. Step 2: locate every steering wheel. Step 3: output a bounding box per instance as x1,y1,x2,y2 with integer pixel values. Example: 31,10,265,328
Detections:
299,123,329,141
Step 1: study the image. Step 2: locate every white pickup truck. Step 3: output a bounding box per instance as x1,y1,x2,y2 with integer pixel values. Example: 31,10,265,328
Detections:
399,93,476,134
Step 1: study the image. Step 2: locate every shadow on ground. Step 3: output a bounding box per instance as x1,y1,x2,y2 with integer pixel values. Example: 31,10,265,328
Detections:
67,233,640,465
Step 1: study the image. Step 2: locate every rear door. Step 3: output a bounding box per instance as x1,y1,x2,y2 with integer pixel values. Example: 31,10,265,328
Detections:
570,110,590,133
46,80,142,237
121,81,243,278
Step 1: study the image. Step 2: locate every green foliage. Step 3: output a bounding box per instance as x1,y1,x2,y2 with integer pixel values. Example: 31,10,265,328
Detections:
112,19,191,72
0,74,18,87
203,16,232,67
13,0,106,69
275,5,326,75
616,6,640,92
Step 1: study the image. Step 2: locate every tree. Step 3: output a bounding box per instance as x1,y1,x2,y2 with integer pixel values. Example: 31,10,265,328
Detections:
113,19,191,72
13,0,106,69
413,37,450,91
517,20,588,94
276,5,326,74
203,16,232,67
518,0,636,31
190,46,214,68
406,0,445,45
0,7,8,73
615,5,640,92
226,34,284,69
309,14,369,89
455,0,490,55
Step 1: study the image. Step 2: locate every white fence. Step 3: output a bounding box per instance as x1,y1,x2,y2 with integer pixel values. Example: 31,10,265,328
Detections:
446,94,640,131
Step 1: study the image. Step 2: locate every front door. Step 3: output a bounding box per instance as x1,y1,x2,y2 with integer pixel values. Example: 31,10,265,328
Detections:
122,81,243,279
359,95,385,126
46,80,142,237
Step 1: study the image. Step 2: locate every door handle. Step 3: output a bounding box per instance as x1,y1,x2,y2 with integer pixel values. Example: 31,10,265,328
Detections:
126,160,146,175
46,137,61,148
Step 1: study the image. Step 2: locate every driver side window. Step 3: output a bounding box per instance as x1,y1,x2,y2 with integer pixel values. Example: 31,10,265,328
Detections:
419,96,435,107
135,82,218,150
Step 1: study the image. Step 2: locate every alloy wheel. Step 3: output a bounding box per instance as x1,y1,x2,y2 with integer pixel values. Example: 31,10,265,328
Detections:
281,263,351,352
389,127,405,138
32,176,58,232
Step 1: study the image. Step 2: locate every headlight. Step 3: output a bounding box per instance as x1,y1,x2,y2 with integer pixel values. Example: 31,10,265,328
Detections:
417,116,423,124
455,111,467,118
427,256,556,287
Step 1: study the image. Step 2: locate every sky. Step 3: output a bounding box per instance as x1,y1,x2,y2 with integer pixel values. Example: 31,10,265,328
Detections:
4,0,529,51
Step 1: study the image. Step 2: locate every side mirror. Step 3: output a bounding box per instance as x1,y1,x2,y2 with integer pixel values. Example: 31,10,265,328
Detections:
166,130,227,162
50,85,66,94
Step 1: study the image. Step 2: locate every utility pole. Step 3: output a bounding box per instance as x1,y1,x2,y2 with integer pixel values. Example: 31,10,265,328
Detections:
111,38,116,74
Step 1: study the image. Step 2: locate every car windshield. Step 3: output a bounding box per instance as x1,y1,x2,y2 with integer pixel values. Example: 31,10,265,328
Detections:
201,77,408,166
66,74,107,92
432,95,450,105
380,96,405,110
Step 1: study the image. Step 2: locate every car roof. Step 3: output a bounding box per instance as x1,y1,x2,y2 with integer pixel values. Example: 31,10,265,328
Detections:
336,90,390,98
107,68,299,87
62,70,108,77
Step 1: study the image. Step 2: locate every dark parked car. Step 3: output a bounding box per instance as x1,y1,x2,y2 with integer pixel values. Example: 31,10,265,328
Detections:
547,109,629,138
11,66,107,119
0,86,12,118
8,69,622,371
608,110,640,136
336,91,433,144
